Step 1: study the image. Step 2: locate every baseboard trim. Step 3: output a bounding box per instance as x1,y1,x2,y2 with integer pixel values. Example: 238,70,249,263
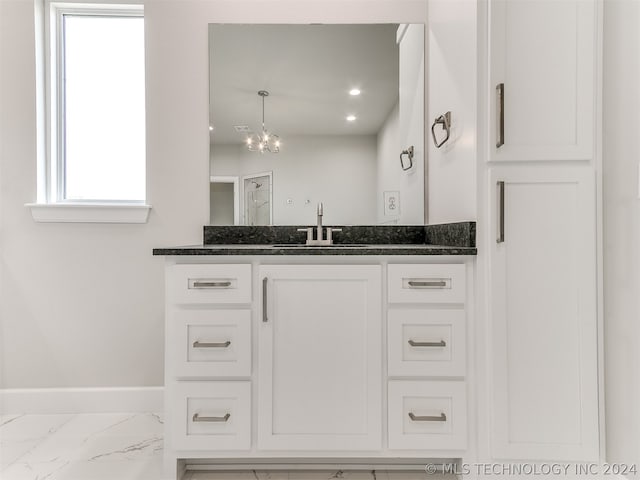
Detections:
0,387,163,414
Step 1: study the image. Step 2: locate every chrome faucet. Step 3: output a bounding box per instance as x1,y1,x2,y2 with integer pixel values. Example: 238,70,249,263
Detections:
297,202,341,245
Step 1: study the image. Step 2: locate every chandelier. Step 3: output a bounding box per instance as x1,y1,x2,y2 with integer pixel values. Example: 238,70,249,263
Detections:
246,90,280,153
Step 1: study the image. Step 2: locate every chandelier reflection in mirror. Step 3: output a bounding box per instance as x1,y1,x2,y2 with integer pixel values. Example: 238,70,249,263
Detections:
246,90,280,153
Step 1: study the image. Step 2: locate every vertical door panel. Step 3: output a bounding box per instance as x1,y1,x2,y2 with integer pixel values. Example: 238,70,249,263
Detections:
489,166,599,460
258,265,382,451
489,0,596,161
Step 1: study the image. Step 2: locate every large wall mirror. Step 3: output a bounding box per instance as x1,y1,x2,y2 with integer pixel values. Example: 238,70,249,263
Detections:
209,23,425,226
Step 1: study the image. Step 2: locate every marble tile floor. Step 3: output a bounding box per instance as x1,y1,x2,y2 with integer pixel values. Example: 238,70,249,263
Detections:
0,414,448,480
0,413,164,480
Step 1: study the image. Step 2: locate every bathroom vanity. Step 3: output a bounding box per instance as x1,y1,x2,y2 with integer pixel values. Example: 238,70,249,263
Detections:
155,0,604,476
154,223,477,478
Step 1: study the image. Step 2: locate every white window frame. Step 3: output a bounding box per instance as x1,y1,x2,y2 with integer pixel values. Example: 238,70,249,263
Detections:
27,0,151,223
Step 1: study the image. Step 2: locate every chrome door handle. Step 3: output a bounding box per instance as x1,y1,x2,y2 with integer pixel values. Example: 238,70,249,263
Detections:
496,83,504,148
192,340,231,348
192,413,230,423
408,339,446,347
408,280,447,288
497,180,505,243
262,277,268,322
190,280,232,289
409,412,447,422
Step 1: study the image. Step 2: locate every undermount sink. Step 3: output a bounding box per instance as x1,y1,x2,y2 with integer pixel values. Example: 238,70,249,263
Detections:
270,243,368,248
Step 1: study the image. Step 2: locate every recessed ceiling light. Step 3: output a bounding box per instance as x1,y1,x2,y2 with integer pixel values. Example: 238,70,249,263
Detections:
349,88,361,96
346,115,357,122
209,126,214,131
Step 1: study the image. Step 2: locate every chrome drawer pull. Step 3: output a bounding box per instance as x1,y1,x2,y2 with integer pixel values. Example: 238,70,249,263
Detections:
262,277,268,322
190,280,232,289
496,83,504,148
192,413,230,423
497,180,505,243
409,412,447,422
193,340,231,348
408,339,446,348
408,280,447,288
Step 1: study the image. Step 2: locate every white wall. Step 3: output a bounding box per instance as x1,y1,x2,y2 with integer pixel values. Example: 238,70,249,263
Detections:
0,0,223,390
376,97,430,225
397,23,426,225
603,0,640,468
375,22,435,227
212,135,378,225
209,182,234,225
377,104,401,223
0,0,430,390
426,0,477,223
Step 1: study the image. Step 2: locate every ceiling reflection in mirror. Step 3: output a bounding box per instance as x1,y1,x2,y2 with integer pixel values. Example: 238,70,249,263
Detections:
209,24,425,226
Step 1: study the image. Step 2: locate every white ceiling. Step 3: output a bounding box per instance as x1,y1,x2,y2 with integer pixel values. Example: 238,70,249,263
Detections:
209,24,400,144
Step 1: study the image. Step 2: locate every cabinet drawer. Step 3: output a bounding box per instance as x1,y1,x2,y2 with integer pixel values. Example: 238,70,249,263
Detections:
167,264,251,304
388,264,466,304
173,381,251,451
388,380,467,450
172,309,251,378
388,309,465,377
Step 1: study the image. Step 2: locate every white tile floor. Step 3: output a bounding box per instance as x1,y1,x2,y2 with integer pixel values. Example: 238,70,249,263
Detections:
0,414,446,480
0,413,164,480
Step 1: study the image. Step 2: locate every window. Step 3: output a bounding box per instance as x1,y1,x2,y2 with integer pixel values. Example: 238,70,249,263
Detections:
28,2,150,223
62,13,145,201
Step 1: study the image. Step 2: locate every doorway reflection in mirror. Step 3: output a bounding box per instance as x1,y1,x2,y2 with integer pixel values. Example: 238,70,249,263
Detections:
243,172,273,226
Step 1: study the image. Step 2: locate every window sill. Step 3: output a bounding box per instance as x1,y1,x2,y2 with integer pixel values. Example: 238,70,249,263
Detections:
25,203,152,224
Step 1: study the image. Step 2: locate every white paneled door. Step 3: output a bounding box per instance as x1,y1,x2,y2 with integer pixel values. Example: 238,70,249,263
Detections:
489,165,599,460
258,265,382,451
489,0,597,161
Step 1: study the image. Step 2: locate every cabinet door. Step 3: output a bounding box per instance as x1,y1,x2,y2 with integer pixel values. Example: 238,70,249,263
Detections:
489,166,598,460
258,265,382,451
489,0,597,161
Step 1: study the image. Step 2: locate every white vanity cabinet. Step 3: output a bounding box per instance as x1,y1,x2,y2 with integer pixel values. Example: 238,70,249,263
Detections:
162,256,474,477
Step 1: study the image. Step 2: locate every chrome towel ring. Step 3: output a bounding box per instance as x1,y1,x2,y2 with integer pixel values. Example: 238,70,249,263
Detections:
431,111,452,148
400,145,414,171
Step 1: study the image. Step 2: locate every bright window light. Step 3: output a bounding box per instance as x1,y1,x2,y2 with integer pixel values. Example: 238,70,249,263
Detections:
62,14,145,201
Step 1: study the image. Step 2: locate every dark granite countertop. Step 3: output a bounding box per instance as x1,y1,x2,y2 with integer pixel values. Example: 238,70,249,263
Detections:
153,222,477,256
152,244,476,256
